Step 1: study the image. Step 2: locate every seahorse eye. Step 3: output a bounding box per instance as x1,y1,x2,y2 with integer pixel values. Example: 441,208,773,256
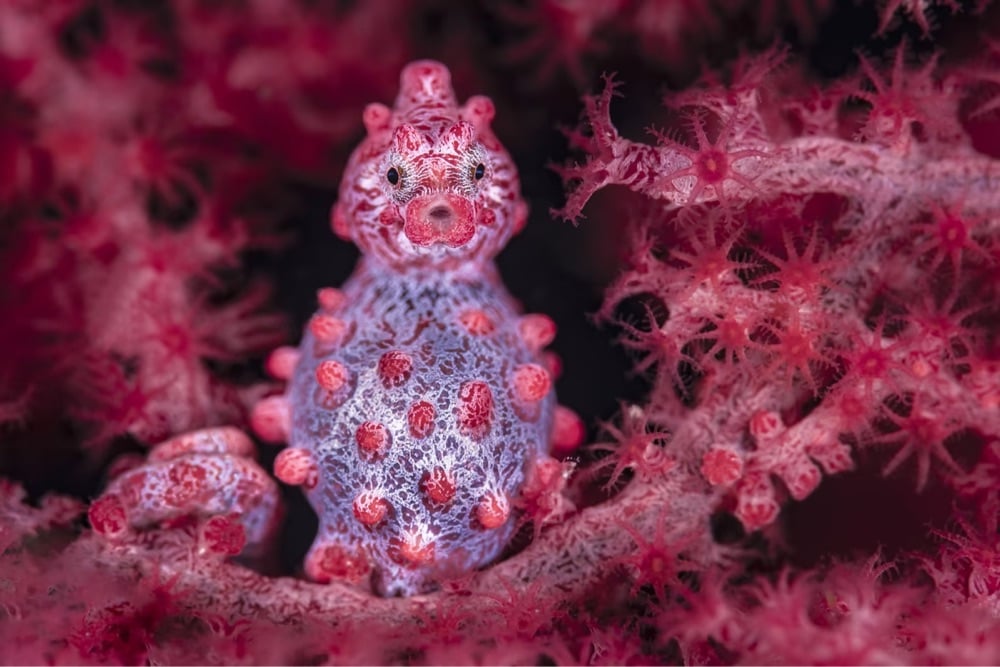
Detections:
474,163,485,180
386,167,400,185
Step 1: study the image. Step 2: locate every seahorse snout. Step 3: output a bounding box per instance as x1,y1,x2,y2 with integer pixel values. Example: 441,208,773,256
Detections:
404,194,475,248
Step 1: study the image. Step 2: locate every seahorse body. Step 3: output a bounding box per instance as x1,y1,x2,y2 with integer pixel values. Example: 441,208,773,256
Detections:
272,61,560,596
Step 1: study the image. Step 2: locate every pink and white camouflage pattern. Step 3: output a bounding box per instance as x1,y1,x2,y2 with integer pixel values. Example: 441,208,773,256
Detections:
91,61,583,597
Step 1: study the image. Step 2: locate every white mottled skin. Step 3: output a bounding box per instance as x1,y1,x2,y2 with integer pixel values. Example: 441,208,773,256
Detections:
292,261,553,595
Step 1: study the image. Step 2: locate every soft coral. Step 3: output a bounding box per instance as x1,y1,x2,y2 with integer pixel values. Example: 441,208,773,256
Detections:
562,43,1000,534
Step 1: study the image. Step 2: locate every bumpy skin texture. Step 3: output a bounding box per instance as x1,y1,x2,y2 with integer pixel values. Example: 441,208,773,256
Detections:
90,428,281,557
287,267,554,595
275,61,557,596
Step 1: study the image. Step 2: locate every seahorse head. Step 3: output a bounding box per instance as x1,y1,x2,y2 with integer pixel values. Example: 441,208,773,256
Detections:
332,61,528,268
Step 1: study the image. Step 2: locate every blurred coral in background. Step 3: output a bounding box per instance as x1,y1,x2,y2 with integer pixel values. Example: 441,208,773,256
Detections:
1,0,999,664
